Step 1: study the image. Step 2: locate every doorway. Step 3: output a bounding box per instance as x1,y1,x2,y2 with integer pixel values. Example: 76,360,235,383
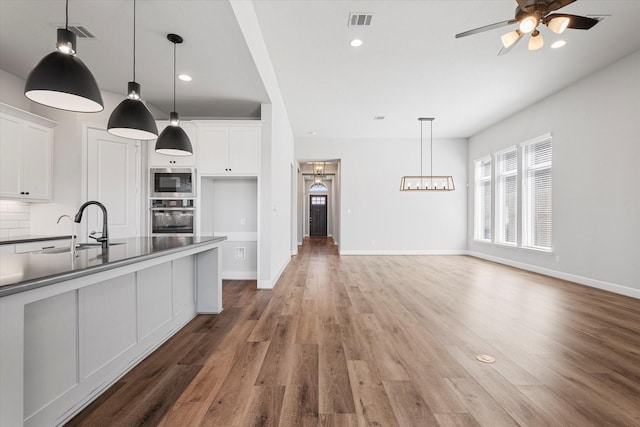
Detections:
309,195,327,236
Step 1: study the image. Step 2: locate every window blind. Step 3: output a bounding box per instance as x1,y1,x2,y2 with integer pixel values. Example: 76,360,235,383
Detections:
474,157,492,241
495,148,517,245
522,137,552,250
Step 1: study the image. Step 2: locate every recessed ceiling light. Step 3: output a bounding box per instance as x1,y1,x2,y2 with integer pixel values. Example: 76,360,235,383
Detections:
551,40,567,49
308,131,317,135
178,74,192,81
350,39,363,47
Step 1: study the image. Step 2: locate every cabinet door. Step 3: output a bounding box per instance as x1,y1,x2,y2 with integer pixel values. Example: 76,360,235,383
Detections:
197,127,229,174
228,127,260,175
148,121,197,167
0,113,23,198
21,123,52,200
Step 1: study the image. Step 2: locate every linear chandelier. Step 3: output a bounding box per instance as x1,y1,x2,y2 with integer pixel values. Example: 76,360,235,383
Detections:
400,117,455,192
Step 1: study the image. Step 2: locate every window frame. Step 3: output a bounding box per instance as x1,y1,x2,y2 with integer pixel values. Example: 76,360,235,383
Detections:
473,156,493,242
521,134,553,252
494,146,518,247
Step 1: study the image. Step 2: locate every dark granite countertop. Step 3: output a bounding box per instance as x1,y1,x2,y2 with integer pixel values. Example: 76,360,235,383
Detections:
0,235,226,297
0,235,73,245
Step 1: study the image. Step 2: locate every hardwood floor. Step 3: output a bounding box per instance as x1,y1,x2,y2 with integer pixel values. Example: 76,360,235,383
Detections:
67,237,640,426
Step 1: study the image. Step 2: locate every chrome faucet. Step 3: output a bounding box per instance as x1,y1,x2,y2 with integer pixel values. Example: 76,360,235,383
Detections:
74,201,109,249
57,214,76,255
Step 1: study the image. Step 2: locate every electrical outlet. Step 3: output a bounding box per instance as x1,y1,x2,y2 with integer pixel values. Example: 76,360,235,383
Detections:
240,218,246,225
235,247,246,259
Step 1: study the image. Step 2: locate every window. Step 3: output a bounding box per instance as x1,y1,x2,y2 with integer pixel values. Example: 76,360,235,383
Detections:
474,157,492,241
522,136,552,250
309,182,328,192
311,196,326,205
495,147,517,245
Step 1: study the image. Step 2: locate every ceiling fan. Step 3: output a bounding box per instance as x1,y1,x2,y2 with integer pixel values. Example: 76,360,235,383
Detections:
455,0,601,55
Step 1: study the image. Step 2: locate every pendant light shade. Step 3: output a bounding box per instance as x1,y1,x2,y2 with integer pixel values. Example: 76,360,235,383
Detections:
400,118,455,192
108,0,158,140
155,33,192,156
24,1,103,112
156,112,192,156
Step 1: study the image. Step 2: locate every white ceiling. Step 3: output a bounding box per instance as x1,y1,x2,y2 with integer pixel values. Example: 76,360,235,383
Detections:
1,1,639,138
253,0,640,138
0,0,270,119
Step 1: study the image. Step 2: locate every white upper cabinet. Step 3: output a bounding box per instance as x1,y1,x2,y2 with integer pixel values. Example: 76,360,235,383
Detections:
148,121,198,167
197,124,260,175
0,104,55,201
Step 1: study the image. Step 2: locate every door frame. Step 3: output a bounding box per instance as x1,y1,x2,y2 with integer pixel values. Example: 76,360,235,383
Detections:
81,124,141,239
309,194,328,237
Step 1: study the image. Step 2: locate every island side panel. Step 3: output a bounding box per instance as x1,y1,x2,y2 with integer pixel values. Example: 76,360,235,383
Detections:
196,247,222,314
0,295,25,427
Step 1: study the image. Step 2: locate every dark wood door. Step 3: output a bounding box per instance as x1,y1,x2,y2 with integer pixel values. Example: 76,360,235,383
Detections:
309,195,327,236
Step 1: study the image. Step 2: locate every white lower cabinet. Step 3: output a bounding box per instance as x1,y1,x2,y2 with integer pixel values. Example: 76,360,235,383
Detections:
0,104,56,201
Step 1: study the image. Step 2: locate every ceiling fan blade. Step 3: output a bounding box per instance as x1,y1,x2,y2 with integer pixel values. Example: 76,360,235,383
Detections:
546,0,577,13
498,32,524,56
545,13,601,30
455,19,517,38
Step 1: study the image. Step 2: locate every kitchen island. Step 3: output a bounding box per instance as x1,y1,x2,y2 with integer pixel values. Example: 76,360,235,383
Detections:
0,235,226,427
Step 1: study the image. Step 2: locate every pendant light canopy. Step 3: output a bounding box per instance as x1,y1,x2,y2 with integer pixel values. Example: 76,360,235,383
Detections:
155,33,192,156
108,0,158,140
400,118,455,192
24,0,103,112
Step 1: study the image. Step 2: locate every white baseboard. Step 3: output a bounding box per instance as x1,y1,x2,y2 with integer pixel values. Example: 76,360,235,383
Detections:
222,271,257,280
339,249,468,256
258,255,290,290
468,251,640,299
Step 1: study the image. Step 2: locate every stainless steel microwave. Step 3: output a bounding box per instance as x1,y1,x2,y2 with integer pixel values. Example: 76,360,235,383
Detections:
150,168,196,198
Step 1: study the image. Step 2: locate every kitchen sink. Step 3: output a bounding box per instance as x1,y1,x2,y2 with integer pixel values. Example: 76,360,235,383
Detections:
33,242,126,254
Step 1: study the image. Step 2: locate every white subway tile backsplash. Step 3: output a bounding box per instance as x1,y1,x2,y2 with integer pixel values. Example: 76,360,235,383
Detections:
8,228,30,237
0,200,31,235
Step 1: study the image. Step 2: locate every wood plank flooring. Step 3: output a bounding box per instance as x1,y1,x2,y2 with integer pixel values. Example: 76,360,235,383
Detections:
67,237,640,426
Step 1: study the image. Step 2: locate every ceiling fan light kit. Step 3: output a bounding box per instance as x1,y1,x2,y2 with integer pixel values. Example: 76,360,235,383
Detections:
455,0,600,55
400,118,455,192
24,0,103,112
108,0,158,140
155,33,193,156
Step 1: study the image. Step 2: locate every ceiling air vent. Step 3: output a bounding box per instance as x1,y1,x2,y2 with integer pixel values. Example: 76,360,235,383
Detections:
53,24,96,39
373,115,385,121
348,13,373,26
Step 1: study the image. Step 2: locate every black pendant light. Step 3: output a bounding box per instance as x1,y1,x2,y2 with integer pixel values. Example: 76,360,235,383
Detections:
24,0,103,112
155,33,192,156
107,0,158,140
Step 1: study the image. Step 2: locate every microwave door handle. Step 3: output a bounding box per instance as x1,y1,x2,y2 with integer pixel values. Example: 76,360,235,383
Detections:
150,207,196,211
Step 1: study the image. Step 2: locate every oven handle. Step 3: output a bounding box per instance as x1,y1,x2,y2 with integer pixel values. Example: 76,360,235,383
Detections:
150,207,196,211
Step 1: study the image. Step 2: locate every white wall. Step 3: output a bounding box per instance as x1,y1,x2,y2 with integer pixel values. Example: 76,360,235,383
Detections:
296,137,468,254
200,177,258,279
231,1,295,289
467,50,640,297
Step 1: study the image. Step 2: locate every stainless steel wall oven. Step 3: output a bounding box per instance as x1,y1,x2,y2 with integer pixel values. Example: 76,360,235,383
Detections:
150,199,195,235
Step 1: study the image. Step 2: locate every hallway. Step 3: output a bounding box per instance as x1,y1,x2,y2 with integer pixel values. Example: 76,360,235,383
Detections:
69,237,640,426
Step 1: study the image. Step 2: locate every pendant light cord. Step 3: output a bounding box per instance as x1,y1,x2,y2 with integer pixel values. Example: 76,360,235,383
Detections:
132,0,136,81
65,0,69,29
173,42,176,112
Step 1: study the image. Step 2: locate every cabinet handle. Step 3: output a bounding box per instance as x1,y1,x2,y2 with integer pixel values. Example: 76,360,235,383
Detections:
20,191,29,195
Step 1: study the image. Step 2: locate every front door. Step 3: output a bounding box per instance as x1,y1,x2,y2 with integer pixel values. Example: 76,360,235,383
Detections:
309,195,327,236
